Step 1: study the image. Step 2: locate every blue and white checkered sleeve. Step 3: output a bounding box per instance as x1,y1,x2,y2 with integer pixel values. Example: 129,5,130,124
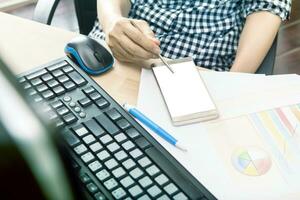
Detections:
243,0,292,21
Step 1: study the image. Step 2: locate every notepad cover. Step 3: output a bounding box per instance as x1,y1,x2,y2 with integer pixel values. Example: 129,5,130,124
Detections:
152,58,218,125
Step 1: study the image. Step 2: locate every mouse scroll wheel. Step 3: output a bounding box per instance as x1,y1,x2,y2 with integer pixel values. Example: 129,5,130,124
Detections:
94,52,105,63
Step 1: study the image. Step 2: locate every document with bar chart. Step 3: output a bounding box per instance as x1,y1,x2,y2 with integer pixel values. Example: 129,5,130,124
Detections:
206,104,300,197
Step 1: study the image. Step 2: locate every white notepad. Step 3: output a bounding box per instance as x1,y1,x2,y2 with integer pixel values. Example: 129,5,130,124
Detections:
152,58,218,125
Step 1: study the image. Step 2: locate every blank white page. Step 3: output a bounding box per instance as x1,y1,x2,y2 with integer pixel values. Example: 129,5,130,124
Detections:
152,60,217,124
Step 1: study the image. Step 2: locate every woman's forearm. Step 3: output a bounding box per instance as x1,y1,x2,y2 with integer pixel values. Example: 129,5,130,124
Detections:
230,11,281,73
97,0,131,34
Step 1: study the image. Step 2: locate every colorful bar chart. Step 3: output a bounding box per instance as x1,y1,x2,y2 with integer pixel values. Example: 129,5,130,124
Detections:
248,104,300,177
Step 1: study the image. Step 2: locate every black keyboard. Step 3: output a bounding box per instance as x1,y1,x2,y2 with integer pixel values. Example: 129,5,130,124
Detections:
18,57,217,200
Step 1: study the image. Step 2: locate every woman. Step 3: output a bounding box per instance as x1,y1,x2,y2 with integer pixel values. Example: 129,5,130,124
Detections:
89,0,291,72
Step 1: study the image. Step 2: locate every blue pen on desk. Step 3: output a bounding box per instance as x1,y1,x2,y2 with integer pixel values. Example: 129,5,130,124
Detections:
123,104,187,152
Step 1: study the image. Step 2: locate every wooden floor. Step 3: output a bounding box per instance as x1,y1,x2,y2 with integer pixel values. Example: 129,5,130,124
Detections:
6,0,300,74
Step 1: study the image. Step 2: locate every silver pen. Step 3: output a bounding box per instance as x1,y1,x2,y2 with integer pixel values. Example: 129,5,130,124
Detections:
158,55,174,73
130,21,174,73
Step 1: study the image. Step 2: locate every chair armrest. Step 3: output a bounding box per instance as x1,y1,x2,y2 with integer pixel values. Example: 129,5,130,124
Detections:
33,0,61,25
255,35,278,75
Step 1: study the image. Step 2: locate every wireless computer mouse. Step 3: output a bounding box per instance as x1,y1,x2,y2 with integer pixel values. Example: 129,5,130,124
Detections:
65,35,114,76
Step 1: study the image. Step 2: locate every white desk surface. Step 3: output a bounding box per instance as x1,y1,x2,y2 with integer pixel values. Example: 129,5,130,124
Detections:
0,12,141,105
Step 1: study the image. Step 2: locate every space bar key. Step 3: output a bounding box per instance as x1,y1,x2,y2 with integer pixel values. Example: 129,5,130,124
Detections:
145,147,204,199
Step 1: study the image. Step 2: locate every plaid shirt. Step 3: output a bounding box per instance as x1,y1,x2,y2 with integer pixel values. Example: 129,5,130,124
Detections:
90,0,291,71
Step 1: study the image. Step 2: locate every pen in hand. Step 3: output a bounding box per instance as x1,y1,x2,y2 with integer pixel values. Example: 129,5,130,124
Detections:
123,104,187,151
130,21,174,73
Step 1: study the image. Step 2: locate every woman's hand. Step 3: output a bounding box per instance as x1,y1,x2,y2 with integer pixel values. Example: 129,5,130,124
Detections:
106,18,161,63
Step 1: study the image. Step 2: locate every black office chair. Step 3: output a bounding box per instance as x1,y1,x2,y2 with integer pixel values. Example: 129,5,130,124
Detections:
33,0,277,75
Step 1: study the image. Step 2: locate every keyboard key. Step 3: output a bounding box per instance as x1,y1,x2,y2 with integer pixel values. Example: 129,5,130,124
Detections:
62,65,73,73
122,158,136,170
138,194,151,200
139,176,153,188
84,119,105,137
78,97,92,107
63,113,78,125
146,165,160,177
129,167,144,179
107,142,120,153
32,94,43,102
81,152,95,163
79,173,91,183
50,100,63,109
97,150,110,161
135,137,151,149
96,169,110,181
63,131,80,147
147,185,162,198
95,114,120,135
47,61,68,71
95,98,110,109
78,110,84,116
87,182,98,193
83,86,95,94
138,157,152,168
104,158,118,170
129,148,143,159
22,82,31,89
114,150,128,161
53,85,65,96
41,74,53,82
112,167,126,179
117,118,131,130
63,96,72,102
90,142,103,152
89,92,101,101
73,144,88,155
42,90,55,99
26,68,47,80
55,119,65,128
106,109,122,122
88,160,102,172
27,88,37,96
63,81,76,91
146,147,198,198
52,69,64,77
104,178,118,190
120,176,134,188
128,185,143,197
94,192,106,200
57,106,69,116
18,77,26,83
47,79,59,88
82,134,96,144
36,84,48,92
112,187,127,199
163,183,178,195
75,107,82,113
154,174,169,186
126,128,140,139
122,140,135,151
114,133,127,143
69,102,76,107
99,135,113,144
72,124,89,137
68,71,87,86
31,78,42,86
173,192,188,200
58,75,69,83
157,195,171,200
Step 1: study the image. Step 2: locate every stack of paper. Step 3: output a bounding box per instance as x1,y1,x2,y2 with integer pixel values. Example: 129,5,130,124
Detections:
137,68,300,200
152,60,218,125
